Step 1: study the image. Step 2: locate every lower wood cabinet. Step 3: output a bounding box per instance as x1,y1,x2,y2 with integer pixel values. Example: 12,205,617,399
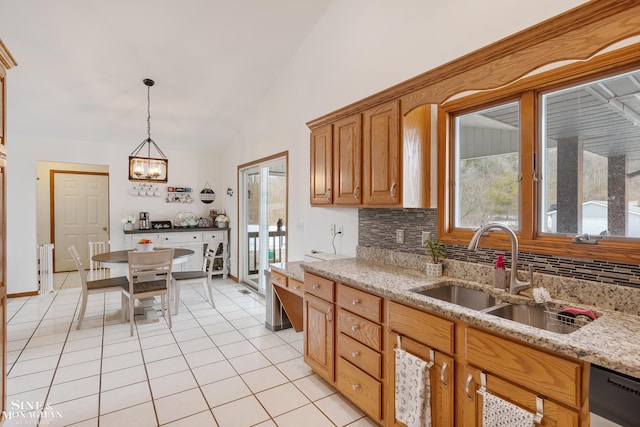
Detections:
302,276,589,426
303,292,335,383
386,301,454,427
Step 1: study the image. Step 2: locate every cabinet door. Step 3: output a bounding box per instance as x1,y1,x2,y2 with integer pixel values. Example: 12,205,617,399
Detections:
303,293,335,383
333,114,362,205
458,367,581,427
388,332,454,427
310,124,333,205
363,100,401,206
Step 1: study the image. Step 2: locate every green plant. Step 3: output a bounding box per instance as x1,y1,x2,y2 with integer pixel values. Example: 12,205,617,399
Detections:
423,239,446,264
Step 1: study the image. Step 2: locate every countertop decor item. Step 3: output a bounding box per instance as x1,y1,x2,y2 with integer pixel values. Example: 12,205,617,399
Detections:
121,215,136,231
128,78,168,183
214,214,230,228
174,211,198,228
423,237,446,277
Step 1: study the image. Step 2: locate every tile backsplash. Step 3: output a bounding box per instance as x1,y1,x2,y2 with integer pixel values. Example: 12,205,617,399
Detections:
358,208,640,289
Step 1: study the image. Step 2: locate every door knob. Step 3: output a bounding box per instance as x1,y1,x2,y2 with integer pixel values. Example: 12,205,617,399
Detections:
102,227,108,231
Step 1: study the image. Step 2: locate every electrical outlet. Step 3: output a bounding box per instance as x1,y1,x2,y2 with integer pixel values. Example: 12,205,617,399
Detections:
396,229,405,244
329,224,335,236
421,231,431,246
337,225,343,235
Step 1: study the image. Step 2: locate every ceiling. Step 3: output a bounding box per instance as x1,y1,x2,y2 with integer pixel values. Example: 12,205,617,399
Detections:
0,0,333,151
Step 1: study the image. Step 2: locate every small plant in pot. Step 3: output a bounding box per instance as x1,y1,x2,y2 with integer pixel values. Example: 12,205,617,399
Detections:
423,238,446,276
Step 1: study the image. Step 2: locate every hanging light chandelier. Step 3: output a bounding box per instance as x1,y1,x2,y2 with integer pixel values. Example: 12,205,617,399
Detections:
128,78,168,182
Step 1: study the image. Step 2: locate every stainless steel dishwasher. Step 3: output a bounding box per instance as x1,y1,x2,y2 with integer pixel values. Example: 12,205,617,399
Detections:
589,364,640,426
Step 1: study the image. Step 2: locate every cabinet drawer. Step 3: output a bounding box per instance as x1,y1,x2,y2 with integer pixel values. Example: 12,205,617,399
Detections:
337,284,382,323
388,301,454,355
159,232,203,244
336,357,381,421
203,230,225,241
304,272,335,301
337,333,381,378
337,308,381,351
288,278,304,297
465,328,582,408
270,271,287,289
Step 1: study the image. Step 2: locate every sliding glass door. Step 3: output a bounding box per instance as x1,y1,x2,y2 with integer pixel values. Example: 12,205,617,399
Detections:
239,154,287,292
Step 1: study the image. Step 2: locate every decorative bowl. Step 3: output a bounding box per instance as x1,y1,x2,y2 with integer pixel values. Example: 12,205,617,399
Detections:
135,243,155,252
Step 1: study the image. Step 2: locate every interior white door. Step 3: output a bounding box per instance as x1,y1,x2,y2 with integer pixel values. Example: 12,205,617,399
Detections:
53,172,109,272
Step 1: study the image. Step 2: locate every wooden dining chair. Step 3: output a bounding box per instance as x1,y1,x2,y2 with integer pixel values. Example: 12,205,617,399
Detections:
88,240,110,280
171,248,217,314
123,248,174,336
68,245,128,330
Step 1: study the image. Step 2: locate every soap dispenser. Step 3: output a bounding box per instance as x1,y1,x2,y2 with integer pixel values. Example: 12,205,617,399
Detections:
494,254,506,290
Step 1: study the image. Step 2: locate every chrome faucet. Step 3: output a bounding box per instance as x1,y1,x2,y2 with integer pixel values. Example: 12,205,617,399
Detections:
467,223,533,295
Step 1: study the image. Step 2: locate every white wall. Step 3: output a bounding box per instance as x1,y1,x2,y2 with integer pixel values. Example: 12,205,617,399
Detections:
222,0,589,271
8,135,223,294
6,0,589,292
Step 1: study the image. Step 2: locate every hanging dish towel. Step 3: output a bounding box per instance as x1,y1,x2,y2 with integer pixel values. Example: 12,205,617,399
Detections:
480,390,535,427
394,347,431,427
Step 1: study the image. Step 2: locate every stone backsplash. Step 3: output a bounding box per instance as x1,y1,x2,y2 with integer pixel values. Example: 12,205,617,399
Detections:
358,208,640,289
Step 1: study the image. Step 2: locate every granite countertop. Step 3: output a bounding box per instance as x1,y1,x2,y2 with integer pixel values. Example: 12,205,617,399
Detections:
270,261,305,283
298,257,640,378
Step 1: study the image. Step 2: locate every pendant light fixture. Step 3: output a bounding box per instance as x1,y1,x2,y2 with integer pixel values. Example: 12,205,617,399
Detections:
128,78,168,182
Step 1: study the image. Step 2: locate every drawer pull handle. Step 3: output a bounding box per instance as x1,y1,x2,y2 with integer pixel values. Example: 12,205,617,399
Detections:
390,182,397,199
312,284,319,289
352,384,360,391
352,299,360,306
326,307,332,322
351,351,359,358
293,285,299,289
441,362,449,388
465,374,474,400
326,188,331,200
351,325,359,332
353,185,360,200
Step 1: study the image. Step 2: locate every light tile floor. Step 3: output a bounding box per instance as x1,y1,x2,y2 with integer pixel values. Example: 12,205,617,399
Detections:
5,272,377,427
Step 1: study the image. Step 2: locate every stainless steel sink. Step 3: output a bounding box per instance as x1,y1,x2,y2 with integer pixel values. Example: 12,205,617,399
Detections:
412,282,497,311
485,303,589,334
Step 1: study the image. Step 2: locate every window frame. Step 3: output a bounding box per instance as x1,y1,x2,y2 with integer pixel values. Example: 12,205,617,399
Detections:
438,46,640,264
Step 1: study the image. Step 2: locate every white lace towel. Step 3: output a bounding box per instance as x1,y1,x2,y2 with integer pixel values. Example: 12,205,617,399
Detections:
480,390,535,427
394,347,431,427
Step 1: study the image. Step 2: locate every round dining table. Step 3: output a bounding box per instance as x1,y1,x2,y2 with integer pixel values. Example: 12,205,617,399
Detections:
92,248,195,322
92,248,194,265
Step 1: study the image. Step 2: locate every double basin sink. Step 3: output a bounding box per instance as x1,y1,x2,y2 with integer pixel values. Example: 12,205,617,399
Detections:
412,281,594,334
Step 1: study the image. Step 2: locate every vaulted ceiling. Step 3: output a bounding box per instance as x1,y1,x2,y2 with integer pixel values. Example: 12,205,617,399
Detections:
0,0,332,151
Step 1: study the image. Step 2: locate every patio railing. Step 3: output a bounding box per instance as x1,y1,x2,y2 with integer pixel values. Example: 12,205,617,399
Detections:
247,230,285,274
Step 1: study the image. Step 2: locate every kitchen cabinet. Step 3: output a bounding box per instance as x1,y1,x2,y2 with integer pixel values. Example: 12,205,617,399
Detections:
309,102,434,208
336,283,384,422
460,327,587,426
125,228,229,276
303,272,335,383
333,114,362,205
270,270,303,332
310,124,333,205
386,301,454,427
363,100,401,206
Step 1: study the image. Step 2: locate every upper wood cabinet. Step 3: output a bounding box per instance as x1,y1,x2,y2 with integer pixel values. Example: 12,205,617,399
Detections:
310,124,333,205
309,101,434,208
333,114,362,205
363,100,401,206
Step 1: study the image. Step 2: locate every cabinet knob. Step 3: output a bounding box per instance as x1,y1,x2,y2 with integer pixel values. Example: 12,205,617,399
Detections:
351,325,359,332
312,284,319,289
351,351,359,358
352,384,360,392
352,299,360,306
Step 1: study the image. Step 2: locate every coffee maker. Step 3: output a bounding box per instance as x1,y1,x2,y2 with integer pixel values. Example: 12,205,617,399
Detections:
139,212,150,230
